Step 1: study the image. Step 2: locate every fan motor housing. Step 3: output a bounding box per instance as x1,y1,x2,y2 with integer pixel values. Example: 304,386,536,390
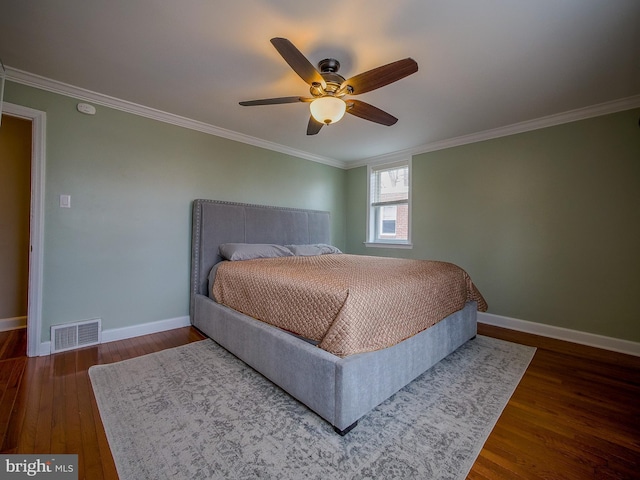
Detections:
311,58,346,96
318,58,340,73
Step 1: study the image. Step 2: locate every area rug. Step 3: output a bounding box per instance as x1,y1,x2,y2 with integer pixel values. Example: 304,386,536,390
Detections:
89,336,535,480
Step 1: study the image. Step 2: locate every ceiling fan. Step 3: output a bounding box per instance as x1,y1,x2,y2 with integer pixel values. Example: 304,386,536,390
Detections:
239,38,418,135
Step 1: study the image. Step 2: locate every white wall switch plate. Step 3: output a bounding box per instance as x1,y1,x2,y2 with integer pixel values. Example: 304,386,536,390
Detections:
60,194,71,208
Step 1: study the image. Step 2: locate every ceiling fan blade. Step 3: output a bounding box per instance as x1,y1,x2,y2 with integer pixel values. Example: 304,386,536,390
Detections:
270,37,326,88
346,100,398,126
340,58,418,95
307,116,324,135
239,96,310,106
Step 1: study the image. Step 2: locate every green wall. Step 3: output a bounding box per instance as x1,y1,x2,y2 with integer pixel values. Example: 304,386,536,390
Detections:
347,108,640,342
7,79,639,345
5,82,346,342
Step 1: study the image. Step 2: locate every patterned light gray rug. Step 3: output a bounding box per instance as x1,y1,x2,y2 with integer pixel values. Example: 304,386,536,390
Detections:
89,336,534,480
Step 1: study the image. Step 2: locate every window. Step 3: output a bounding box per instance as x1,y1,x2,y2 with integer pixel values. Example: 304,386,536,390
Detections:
367,159,411,247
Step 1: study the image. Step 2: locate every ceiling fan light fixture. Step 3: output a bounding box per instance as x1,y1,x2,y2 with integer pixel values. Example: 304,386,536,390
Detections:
310,96,346,125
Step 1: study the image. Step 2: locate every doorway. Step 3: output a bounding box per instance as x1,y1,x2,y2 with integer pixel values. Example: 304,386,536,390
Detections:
0,114,31,345
1,102,46,357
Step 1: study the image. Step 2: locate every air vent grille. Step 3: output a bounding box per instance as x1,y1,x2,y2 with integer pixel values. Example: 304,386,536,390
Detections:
51,318,101,353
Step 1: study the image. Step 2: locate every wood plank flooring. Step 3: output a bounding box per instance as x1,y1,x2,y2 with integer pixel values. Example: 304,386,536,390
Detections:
0,325,638,479
472,324,640,480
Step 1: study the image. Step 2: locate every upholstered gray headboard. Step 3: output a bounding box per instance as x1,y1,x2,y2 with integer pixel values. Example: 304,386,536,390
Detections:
190,199,331,316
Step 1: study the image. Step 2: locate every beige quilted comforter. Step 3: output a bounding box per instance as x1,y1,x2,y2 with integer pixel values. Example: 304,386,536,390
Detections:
212,254,487,357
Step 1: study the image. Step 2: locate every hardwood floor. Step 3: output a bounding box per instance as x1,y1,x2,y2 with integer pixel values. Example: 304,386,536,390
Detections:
0,327,205,479
0,325,638,479
472,325,640,480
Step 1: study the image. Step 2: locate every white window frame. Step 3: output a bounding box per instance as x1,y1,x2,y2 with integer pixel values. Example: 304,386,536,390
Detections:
365,157,412,248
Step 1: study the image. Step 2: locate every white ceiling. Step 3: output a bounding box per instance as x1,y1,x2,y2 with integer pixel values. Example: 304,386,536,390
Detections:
1,0,639,167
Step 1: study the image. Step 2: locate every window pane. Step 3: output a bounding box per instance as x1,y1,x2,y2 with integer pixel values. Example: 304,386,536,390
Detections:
381,206,397,235
375,204,408,241
372,166,409,204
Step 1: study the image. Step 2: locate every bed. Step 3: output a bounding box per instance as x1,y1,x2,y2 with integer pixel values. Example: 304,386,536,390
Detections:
190,199,484,434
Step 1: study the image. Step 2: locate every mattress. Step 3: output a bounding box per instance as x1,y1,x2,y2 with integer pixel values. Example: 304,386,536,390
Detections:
212,254,487,357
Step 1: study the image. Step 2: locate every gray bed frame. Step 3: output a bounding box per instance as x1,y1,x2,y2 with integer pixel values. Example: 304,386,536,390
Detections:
190,199,477,434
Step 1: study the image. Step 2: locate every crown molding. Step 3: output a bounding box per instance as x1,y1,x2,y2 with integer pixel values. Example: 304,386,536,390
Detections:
7,66,638,171
5,67,348,169
351,94,640,168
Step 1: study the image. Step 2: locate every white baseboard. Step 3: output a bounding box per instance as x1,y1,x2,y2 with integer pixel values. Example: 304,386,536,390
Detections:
0,316,27,332
478,312,640,357
101,315,191,344
38,341,51,357
39,315,191,356
36,311,639,358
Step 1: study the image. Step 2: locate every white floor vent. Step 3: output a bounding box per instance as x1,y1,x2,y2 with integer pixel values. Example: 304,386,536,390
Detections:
51,318,102,353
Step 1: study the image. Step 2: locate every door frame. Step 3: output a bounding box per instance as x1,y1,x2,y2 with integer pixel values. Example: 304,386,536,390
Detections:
3,102,46,357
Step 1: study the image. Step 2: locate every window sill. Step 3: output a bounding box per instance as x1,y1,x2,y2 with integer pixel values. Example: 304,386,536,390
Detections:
364,242,413,249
